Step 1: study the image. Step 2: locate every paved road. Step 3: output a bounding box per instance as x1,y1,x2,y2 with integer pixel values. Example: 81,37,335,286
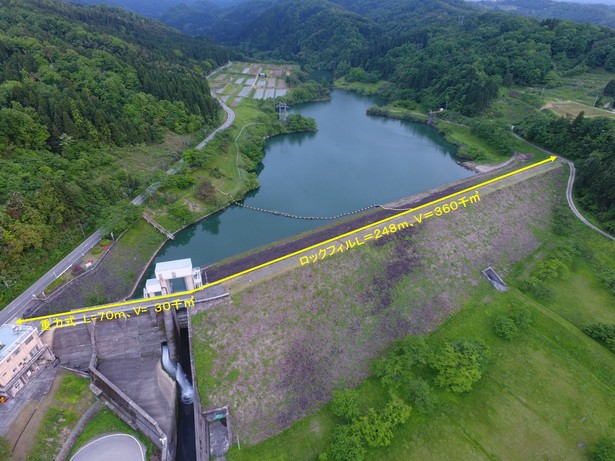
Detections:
130,160,184,206
70,433,145,461
195,94,235,150
565,159,615,242
0,230,102,326
512,132,615,242
2,72,237,326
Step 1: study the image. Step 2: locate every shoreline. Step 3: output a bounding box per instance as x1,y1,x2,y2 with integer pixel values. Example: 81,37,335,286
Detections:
32,85,512,311
65,99,322,304
364,104,522,173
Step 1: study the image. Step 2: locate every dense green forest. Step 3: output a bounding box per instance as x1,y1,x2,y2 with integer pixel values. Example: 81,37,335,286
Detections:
3,0,615,307
518,112,615,230
162,0,279,41
162,0,615,231
474,0,615,30
75,0,189,18
0,0,238,305
162,0,615,112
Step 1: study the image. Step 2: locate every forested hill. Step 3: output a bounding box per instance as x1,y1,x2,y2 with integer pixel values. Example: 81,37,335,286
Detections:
0,0,238,304
178,0,615,115
329,0,475,33
232,0,383,66
1,0,236,148
162,0,383,67
74,0,191,18
162,0,280,44
474,0,615,29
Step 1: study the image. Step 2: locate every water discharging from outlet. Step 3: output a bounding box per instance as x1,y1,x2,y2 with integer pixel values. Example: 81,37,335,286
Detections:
162,344,194,404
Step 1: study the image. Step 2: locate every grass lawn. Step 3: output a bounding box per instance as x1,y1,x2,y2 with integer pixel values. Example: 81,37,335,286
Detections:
146,97,285,232
69,408,155,459
539,71,615,107
55,373,90,404
436,122,547,163
224,214,615,460
26,372,94,461
103,132,191,187
544,101,615,120
334,77,388,95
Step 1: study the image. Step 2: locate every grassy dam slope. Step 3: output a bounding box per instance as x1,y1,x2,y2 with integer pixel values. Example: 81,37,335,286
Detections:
191,163,615,459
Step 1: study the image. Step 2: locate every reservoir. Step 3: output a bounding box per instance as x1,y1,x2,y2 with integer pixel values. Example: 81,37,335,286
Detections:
146,90,473,271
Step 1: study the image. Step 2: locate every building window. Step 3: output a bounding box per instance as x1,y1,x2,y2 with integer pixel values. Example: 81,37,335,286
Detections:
24,335,33,345
12,347,20,356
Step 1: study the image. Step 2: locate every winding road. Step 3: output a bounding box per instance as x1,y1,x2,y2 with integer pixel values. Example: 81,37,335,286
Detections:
1,79,237,326
565,159,615,242
4,98,610,326
195,95,235,150
512,132,615,242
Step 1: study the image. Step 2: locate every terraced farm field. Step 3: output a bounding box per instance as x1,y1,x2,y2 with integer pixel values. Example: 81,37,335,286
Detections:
209,61,296,106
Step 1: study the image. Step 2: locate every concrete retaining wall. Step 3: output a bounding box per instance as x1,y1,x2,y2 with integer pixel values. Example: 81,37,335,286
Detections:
54,400,103,461
89,366,172,461
187,306,209,461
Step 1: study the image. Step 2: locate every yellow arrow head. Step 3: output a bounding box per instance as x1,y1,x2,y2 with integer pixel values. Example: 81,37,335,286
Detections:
15,318,23,325
549,155,557,162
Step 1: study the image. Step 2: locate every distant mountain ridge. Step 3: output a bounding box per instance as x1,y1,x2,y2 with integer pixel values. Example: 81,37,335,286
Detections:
73,0,194,18
473,0,615,29
161,0,279,42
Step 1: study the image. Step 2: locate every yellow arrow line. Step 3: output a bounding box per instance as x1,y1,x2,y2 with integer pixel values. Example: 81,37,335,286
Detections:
17,155,557,325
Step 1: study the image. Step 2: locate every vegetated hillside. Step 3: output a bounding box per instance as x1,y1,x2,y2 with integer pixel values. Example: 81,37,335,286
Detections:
192,166,567,444
235,0,382,66
74,0,246,18
161,0,615,113
164,0,384,67
330,0,476,34
161,0,279,42
367,14,615,111
217,184,615,460
73,0,193,18
518,111,615,231
474,0,615,28
0,0,237,306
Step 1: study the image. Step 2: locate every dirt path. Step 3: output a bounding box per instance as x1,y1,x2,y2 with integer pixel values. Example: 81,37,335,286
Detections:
462,153,519,173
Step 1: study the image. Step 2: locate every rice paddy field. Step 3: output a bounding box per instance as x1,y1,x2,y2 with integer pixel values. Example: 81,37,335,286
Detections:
209,62,297,106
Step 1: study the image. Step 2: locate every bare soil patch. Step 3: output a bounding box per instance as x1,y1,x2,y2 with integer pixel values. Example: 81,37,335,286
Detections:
544,100,615,119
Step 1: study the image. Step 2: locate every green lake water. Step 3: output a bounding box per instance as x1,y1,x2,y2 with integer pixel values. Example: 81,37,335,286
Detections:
144,90,473,276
